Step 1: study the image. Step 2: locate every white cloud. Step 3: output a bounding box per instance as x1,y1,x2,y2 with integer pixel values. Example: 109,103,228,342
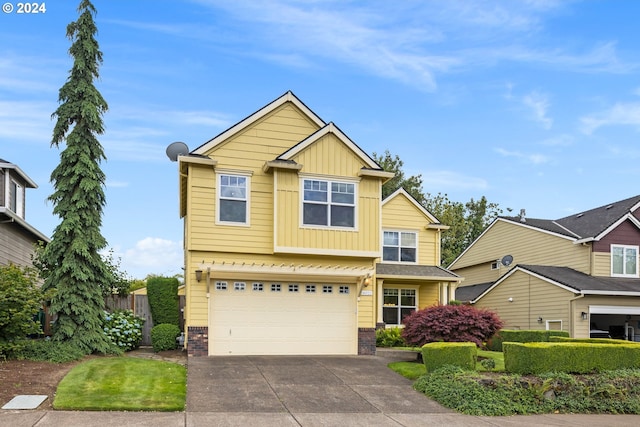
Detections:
540,134,573,146
523,91,553,129
122,237,183,278
494,147,549,164
580,102,640,134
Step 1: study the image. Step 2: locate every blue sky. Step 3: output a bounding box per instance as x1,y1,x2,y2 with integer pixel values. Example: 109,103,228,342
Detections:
2,0,640,279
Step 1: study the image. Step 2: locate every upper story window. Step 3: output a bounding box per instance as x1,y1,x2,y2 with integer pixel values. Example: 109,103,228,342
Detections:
612,245,638,277
217,173,249,225
9,180,24,218
383,231,417,263
302,178,355,228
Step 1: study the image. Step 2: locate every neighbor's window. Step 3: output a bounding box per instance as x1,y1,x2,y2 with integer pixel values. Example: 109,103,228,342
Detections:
383,288,416,325
218,174,248,224
9,180,24,218
612,245,638,277
383,231,417,263
302,179,355,228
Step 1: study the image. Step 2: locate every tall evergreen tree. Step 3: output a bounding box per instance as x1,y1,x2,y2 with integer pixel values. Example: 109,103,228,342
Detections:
42,0,113,354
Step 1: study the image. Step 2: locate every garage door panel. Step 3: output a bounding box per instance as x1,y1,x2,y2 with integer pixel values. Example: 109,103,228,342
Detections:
210,283,356,355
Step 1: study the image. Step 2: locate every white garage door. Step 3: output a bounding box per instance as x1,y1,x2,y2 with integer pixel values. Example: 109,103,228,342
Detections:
210,282,357,355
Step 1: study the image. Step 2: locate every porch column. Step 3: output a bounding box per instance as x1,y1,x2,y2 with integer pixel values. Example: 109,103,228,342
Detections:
376,279,384,324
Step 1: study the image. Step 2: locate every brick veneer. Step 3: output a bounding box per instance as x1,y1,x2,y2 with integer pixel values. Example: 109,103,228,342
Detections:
187,326,208,357
358,327,376,355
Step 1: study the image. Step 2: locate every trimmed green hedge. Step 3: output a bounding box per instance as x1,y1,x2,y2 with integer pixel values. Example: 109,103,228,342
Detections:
549,336,640,345
487,329,570,351
504,342,640,374
422,342,477,372
151,323,180,352
147,277,180,327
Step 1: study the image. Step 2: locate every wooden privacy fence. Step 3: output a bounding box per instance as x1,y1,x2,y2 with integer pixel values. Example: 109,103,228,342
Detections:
104,294,185,346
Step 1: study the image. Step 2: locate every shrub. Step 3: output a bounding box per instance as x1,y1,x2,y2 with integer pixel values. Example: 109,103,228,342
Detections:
151,323,180,352
0,265,44,349
422,342,477,372
376,327,406,347
147,277,180,327
5,338,89,363
103,309,144,351
488,329,570,351
402,304,503,347
504,342,640,374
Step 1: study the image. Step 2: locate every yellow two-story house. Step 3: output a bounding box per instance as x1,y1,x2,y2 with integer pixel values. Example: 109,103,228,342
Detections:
177,92,461,356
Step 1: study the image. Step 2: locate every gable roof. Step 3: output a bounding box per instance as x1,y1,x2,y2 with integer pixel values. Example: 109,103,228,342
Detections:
465,264,640,303
0,158,38,188
448,194,640,269
277,122,383,170
382,187,443,225
555,194,640,242
192,91,326,155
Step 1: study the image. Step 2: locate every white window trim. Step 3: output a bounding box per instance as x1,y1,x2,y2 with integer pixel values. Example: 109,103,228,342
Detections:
299,175,358,231
381,229,418,264
545,320,563,331
9,179,24,218
216,170,251,227
382,287,419,325
611,244,639,278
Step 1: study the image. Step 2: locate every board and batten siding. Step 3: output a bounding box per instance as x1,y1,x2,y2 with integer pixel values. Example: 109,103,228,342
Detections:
475,270,573,331
452,220,591,284
381,194,439,266
274,138,382,254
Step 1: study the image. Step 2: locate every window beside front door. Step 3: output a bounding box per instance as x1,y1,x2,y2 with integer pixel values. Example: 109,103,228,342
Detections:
383,231,417,263
611,245,638,277
218,173,249,224
302,178,355,228
383,288,417,325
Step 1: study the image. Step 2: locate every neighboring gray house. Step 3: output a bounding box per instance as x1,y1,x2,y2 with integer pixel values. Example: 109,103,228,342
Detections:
0,158,49,267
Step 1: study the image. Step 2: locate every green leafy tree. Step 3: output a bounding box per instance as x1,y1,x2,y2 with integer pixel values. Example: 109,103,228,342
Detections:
374,150,502,266
0,265,45,344
40,0,113,354
373,150,425,203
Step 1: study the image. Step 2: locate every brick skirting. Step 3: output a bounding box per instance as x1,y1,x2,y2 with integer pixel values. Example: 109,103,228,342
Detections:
187,326,208,357
358,327,376,355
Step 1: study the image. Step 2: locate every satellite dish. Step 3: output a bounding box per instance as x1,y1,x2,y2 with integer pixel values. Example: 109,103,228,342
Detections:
501,255,514,267
166,141,189,162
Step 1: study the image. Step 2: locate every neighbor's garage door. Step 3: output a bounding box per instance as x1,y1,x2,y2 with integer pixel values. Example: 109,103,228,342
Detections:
210,282,357,355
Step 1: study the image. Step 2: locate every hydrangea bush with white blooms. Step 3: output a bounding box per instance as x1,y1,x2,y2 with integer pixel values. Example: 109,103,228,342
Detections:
103,309,144,351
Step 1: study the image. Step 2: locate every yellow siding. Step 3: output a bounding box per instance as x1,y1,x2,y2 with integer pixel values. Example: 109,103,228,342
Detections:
475,271,573,332
592,251,611,276
573,296,640,338
275,169,381,254
381,195,439,265
452,220,591,285
419,284,440,308
294,133,365,176
187,103,322,255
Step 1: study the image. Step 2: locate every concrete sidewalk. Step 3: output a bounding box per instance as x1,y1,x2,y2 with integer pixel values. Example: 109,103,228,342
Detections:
3,351,640,426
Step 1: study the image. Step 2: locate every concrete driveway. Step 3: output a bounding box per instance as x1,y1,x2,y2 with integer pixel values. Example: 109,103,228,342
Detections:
186,354,456,426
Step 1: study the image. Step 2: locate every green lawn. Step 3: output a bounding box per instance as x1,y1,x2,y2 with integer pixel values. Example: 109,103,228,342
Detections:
54,357,186,411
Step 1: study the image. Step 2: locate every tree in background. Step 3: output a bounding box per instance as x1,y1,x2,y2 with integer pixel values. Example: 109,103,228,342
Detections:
373,150,502,267
40,0,113,354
